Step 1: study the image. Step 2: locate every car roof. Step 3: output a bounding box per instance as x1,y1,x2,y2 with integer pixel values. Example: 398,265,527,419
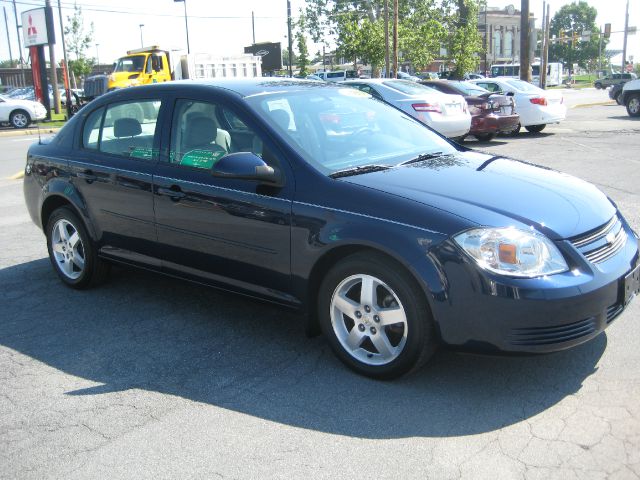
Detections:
117,78,342,98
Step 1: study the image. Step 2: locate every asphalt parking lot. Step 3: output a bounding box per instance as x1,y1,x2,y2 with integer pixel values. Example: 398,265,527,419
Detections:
1,95,639,479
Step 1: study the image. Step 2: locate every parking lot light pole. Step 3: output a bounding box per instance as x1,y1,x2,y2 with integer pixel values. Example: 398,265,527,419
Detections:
173,0,190,54
139,24,144,48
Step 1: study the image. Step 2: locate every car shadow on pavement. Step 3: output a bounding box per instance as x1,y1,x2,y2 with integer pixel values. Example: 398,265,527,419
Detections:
608,115,639,121
1,258,606,439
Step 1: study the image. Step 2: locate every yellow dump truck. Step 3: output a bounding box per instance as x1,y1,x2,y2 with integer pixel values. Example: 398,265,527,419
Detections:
107,46,262,91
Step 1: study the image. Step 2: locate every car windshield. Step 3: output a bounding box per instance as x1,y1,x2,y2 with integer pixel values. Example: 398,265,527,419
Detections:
382,80,438,95
453,81,490,96
505,79,543,93
113,55,146,73
244,87,456,175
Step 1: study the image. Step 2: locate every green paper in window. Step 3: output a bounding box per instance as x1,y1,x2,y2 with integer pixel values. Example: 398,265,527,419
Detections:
180,149,226,169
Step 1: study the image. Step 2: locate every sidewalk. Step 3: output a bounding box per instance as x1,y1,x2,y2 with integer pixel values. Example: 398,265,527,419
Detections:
0,126,62,138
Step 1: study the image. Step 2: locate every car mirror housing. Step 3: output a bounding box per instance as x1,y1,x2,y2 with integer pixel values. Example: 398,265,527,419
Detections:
211,152,281,185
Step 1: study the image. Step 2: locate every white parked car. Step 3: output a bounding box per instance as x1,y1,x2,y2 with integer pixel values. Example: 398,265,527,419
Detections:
468,77,566,133
0,94,47,128
344,79,471,138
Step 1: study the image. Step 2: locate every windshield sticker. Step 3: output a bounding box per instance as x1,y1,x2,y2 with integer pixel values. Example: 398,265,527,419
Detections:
180,149,226,169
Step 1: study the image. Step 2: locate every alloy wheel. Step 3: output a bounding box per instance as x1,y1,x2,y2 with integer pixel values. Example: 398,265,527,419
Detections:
50,219,86,280
330,274,408,366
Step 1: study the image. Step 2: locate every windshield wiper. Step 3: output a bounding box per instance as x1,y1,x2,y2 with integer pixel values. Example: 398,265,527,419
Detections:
398,152,444,166
329,164,391,179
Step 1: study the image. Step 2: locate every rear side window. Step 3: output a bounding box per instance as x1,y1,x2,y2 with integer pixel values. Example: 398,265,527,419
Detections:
82,107,104,150
82,100,161,160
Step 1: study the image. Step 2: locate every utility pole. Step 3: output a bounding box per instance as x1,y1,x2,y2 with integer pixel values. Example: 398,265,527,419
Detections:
252,11,255,44
12,0,26,85
384,0,389,78
58,0,72,117
598,25,603,73
3,8,14,66
519,0,531,82
392,0,398,78
45,0,61,114
541,2,550,89
287,0,293,77
139,24,144,48
622,0,629,73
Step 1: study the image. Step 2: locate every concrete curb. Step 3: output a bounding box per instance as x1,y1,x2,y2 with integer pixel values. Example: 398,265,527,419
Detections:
8,171,25,180
0,127,62,138
570,100,616,109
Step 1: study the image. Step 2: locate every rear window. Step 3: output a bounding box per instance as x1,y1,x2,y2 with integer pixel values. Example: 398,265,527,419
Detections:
382,80,437,95
453,81,489,96
505,79,542,93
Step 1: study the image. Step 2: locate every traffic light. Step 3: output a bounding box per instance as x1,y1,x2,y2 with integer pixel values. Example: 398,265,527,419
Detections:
604,23,611,38
559,29,565,44
572,31,578,47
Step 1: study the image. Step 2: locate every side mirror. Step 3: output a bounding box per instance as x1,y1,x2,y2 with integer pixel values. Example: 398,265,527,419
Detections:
211,152,282,185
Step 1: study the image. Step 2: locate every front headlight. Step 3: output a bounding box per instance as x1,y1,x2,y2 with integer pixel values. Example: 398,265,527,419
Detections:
453,227,568,277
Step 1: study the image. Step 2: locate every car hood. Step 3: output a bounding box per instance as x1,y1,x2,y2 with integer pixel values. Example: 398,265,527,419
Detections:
6,98,41,110
342,151,615,239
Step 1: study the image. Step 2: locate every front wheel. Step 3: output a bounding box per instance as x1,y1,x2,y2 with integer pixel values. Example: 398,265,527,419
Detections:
318,253,437,379
626,94,640,117
594,83,602,89
503,123,521,136
525,124,546,133
10,110,31,128
46,207,109,289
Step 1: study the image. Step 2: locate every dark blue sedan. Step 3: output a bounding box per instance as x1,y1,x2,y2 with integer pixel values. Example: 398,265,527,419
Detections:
23,79,640,379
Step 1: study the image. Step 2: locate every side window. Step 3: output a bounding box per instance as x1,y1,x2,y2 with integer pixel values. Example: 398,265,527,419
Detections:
82,107,104,150
99,100,161,160
169,100,266,170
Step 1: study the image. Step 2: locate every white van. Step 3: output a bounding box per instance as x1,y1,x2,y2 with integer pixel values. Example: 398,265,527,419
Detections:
316,70,358,83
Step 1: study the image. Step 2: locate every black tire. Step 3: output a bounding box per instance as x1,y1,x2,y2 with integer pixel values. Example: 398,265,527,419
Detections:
318,252,437,379
525,124,546,133
626,93,640,117
474,132,495,142
45,207,109,289
614,91,623,105
594,82,602,90
10,109,31,129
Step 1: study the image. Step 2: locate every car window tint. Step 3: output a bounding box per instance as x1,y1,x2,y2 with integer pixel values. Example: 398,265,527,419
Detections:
169,99,264,170
82,107,104,150
98,100,160,160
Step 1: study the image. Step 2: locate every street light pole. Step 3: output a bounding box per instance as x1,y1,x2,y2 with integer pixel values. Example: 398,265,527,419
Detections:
139,24,144,48
95,43,100,66
174,0,190,54
622,0,629,73
287,0,293,77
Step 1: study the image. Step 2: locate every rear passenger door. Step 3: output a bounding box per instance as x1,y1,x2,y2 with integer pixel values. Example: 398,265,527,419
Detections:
68,97,163,264
153,97,294,300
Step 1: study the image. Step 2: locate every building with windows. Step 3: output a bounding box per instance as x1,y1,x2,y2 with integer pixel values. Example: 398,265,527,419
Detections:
478,4,537,74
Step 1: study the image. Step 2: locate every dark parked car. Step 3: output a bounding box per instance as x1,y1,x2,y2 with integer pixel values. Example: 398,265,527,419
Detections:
594,73,637,89
609,83,625,105
23,79,640,379
422,79,519,141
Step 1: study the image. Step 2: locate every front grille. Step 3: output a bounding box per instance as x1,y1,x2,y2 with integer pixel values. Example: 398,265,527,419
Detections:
569,216,627,264
508,317,596,346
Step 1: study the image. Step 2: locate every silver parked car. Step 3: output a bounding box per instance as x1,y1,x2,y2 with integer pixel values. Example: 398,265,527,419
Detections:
344,79,471,138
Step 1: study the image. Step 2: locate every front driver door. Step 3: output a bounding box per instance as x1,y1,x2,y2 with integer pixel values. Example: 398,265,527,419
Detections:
153,96,295,303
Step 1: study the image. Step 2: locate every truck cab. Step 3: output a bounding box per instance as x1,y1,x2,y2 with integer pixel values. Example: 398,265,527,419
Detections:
107,47,172,91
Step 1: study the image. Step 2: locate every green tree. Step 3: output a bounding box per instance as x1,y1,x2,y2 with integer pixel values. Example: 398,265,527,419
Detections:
443,0,482,78
296,12,311,76
0,59,19,68
304,0,446,76
64,3,95,78
549,1,604,70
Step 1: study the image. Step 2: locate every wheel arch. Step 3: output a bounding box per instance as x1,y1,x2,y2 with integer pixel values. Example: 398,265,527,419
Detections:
304,243,443,339
40,191,97,241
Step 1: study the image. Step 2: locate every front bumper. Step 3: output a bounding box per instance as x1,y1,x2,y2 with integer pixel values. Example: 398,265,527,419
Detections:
430,221,639,354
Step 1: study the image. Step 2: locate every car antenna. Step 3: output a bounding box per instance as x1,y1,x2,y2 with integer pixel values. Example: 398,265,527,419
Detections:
36,118,42,145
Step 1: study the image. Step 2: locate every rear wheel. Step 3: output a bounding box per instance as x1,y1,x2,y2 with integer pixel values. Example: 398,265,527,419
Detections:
10,110,30,129
525,124,546,133
614,91,623,105
594,82,602,89
318,252,437,379
474,132,495,142
626,94,640,117
46,207,109,289
504,123,521,136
